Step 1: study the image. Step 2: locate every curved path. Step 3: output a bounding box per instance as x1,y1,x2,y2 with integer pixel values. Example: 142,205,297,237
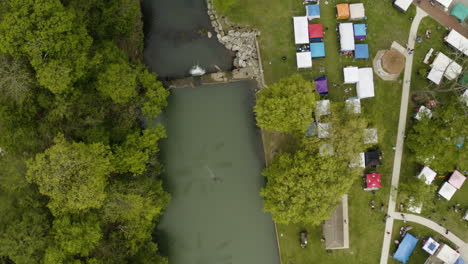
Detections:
379,6,468,263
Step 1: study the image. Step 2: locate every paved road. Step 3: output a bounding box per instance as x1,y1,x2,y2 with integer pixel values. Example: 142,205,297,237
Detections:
379,7,428,264
391,212,468,260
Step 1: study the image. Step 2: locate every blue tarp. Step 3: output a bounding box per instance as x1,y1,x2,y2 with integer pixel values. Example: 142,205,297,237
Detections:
306,5,321,19
310,42,325,58
355,44,369,59
393,233,419,264
353,23,367,38
455,257,465,264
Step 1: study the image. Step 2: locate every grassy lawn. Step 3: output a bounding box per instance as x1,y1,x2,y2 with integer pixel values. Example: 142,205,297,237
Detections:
387,220,459,264
398,16,468,241
213,1,427,263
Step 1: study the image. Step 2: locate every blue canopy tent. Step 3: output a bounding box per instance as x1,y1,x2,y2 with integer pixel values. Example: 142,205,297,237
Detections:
455,257,465,264
306,4,321,20
393,233,419,263
353,23,367,39
306,122,318,137
310,42,326,58
355,44,369,59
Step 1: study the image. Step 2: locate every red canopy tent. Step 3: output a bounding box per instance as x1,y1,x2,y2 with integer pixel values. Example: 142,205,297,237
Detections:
308,24,324,41
364,173,381,191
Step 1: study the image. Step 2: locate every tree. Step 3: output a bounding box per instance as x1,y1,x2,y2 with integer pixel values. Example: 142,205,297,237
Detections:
96,62,137,103
113,125,166,176
137,66,169,118
399,178,437,212
254,74,315,133
406,102,467,173
0,54,36,104
260,150,360,225
26,135,114,215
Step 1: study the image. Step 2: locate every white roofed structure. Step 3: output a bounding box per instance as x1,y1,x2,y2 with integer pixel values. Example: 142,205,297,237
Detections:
445,29,468,56
343,67,359,83
293,17,309,44
339,23,355,52
417,166,437,185
394,0,413,11
316,100,331,117
415,105,432,120
435,244,460,264
438,182,457,200
363,128,378,144
461,89,468,106
346,98,361,113
407,197,422,214
296,52,312,68
349,3,365,20
356,68,375,99
427,52,463,84
318,123,331,138
422,237,440,255
435,0,453,8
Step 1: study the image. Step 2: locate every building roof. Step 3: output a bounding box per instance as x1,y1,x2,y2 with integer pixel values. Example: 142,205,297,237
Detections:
363,128,378,144
306,4,321,20
436,244,460,264
357,68,375,99
316,99,331,116
355,44,369,59
345,98,361,113
438,182,457,200
436,0,453,8
394,0,413,11
393,233,419,264
323,194,349,249
310,42,326,58
417,166,437,185
339,23,355,51
314,75,328,95
366,173,382,189
296,52,312,68
448,170,466,189
354,23,367,38
445,29,468,56
336,3,350,19
349,3,365,20
293,17,309,44
423,237,441,255
343,66,359,83
308,24,324,39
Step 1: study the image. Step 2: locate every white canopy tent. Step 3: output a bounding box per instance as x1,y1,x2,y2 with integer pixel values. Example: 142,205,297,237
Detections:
343,66,359,84
363,128,378,144
293,16,309,44
394,0,413,11
435,244,460,264
445,29,468,56
356,68,375,99
349,3,365,20
427,52,462,84
346,98,361,113
436,0,453,8
438,182,457,200
417,166,437,185
296,52,312,68
415,105,432,120
422,237,440,255
349,152,365,168
318,123,331,138
339,23,355,52
316,100,331,117
461,89,468,107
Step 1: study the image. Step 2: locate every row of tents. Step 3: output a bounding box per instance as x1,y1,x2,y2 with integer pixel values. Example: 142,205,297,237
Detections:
338,22,369,58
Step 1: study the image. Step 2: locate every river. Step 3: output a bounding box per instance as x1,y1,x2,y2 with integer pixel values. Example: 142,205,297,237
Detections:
142,0,280,263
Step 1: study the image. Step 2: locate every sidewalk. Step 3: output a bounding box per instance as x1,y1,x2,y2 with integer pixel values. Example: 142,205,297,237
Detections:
413,0,468,38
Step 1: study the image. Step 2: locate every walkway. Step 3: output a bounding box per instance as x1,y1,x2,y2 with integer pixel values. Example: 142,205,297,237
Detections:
379,7,428,264
391,212,468,260
413,0,468,38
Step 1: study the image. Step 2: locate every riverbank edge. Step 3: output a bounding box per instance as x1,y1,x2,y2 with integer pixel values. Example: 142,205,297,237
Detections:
209,2,282,264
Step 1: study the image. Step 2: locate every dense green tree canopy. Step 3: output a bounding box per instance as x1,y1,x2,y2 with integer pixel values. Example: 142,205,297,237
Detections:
406,102,467,173
399,177,437,212
254,74,315,133
26,135,114,215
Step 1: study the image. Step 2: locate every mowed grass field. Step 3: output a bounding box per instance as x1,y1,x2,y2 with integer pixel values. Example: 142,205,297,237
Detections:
213,0,427,263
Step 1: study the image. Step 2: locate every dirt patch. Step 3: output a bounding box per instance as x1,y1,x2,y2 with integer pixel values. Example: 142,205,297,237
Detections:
381,49,405,74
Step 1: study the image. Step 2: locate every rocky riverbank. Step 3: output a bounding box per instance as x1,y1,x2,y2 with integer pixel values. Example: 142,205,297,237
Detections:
206,0,261,72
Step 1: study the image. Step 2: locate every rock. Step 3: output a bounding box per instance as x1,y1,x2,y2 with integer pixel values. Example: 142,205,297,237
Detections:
207,2,212,9
221,36,229,42
239,60,247,68
207,31,212,38
218,25,223,32
212,21,218,28
233,57,240,68
210,15,215,20
226,43,232,50
234,31,241,37
217,34,222,40
232,45,240,51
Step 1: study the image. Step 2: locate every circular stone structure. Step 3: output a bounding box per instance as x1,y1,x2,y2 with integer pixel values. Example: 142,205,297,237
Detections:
381,49,405,74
